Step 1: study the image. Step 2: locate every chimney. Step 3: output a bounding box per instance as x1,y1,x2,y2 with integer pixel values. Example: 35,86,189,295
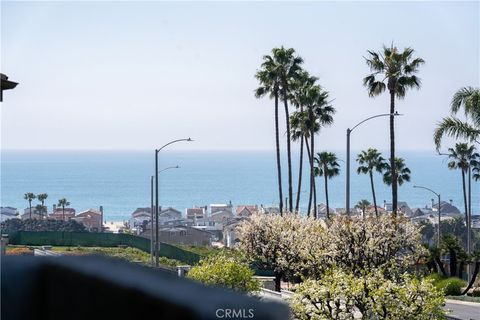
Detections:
53,204,57,212
431,199,435,209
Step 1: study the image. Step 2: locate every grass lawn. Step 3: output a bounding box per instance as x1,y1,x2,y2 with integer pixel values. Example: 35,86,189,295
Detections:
50,246,182,268
446,295,480,303
175,244,221,257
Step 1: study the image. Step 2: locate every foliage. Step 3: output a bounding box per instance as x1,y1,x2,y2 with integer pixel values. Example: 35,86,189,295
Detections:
176,244,220,257
5,246,33,255
238,214,425,281
187,252,260,293
237,213,326,282
1,218,86,233
322,215,425,277
53,246,181,267
434,87,480,149
436,277,466,296
383,157,411,186
291,267,445,320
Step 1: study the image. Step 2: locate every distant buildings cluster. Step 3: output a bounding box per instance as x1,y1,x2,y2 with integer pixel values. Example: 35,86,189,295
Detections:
128,203,279,247
1,205,104,232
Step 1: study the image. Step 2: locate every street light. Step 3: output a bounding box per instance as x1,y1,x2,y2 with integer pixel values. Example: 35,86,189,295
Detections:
155,138,193,267
414,185,441,248
150,165,179,266
346,112,402,215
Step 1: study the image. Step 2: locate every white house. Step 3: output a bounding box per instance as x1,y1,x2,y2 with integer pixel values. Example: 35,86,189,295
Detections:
158,207,182,225
210,203,233,215
223,217,248,248
1,207,18,222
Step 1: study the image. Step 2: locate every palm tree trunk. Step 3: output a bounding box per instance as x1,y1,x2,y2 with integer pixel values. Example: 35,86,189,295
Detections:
305,137,312,217
295,135,304,213
324,165,329,219
29,201,32,219
389,91,398,215
369,171,378,217
462,261,479,295
449,248,457,277
283,95,293,213
274,93,283,215
310,124,317,218
62,206,65,221
462,170,468,243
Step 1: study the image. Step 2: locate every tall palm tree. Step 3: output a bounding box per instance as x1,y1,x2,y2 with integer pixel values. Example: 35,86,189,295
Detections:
35,204,45,218
434,87,480,149
297,85,335,217
383,157,411,187
37,193,48,217
356,149,387,217
364,44,424,215
290,71,318,213
274,47,304,213
23,193,36,219
57,198,70,221
255,54,283,214
314,152,340,219
446,143,477,224
356,199,371,219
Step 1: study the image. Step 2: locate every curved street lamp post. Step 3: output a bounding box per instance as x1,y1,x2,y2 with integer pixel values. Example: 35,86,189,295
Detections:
155,139,192,267
346,112,402,215
413,185,441,248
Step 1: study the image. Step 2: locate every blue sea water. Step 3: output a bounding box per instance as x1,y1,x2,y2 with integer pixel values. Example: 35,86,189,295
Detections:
0,150,477,221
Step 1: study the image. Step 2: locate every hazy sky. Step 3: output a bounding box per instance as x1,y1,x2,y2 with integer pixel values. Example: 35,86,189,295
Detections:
1,1,479,151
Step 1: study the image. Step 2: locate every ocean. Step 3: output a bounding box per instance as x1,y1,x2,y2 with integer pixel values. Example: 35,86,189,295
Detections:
1,150,477,221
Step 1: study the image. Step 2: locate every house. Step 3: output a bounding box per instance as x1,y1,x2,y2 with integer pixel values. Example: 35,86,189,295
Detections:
158,207,182,224
384,201,413,216
74,209,102,232
20,211,44,220
316,203,337,216
236,205,258,217
163,218,195,227
140,225,214,246
49,208,76,221
1,207,18,222
129,208,151,229
433,201,461,214
223,217,248,248
186,207,206,220
210,202,233,215
260,206,280,214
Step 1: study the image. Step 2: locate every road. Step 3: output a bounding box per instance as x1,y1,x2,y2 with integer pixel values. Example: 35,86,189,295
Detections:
445,299,480,320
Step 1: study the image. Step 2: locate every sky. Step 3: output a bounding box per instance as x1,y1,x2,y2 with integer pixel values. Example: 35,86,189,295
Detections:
1,1,479,151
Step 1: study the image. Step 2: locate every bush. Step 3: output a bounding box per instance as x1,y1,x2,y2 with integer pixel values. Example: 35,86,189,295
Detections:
187,252,260,293
1,218,86,233
436,277,465,296
291,267,446,320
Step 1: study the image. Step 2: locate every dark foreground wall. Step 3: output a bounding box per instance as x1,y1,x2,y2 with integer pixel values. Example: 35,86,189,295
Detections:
1,256,289,320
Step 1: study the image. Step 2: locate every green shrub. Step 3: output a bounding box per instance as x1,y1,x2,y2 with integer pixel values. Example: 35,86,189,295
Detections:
436,277,465,296
187,252,260,293
425,273,446,283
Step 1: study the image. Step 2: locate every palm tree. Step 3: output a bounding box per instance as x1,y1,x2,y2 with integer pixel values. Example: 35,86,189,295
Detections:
297,85,335,217
290,71,318,213
274,47,304,212
383,157,411,187
57,198,70,221
23,193,36,219
356,149,387,217
434,87,480,149
446,143,477,224
37,193,48,217
35,204,45,218
356,199,371,219
364,44,424,215
255,53,283,214
314,152,340,219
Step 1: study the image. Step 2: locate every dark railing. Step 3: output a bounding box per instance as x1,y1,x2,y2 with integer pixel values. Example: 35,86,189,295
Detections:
1,256,289,320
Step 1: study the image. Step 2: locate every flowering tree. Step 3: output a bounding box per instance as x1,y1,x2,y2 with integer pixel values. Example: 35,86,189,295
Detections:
321,215,426,277
237,213,326,291
291,267,445,320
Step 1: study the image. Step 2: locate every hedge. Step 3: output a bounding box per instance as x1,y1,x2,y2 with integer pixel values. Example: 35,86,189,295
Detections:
7,231,200,265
